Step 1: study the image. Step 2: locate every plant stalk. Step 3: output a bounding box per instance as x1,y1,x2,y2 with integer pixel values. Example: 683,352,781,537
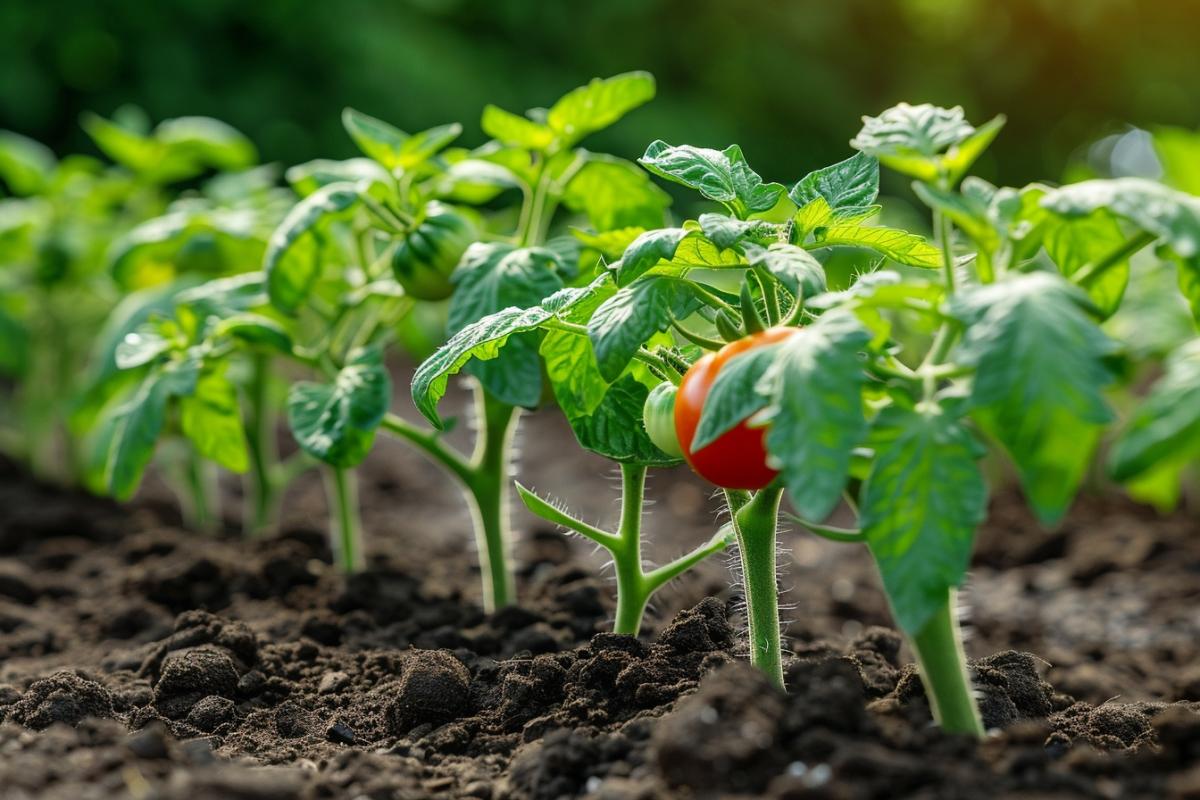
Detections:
909,590,984,737
324,466,365,573
612,463,650,635
732,485,785,688
465,388,520,612
243,353,278,537
181,451,220,533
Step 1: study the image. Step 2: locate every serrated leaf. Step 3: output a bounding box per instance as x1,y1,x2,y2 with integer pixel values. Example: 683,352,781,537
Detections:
640,141,783,216
265,182,359,313
547,71,655,148
180,365,249,473
789,152,880,213
287,347,391,468
811,224,942,268
481,105,555,151
588,275,704,381
942,115,1006,185
860,404,987,634
540,274,616,418
448,243,565,408
744,243,826,300
949,273,1115,523
697,213,780,250
755,310,871,520
1041,178,1200,262
561,155,670,231
611,227,693,286
567,374,678,466
692,340,789,449
1109,339,1200,484
106,359,200,500
571,226,645,260
850,103,977,181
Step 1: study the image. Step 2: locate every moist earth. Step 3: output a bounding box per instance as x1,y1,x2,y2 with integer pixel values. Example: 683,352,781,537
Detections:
0,404,1198,799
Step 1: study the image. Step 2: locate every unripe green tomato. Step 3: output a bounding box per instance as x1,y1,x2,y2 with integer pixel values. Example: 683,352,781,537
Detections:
391,202,475,301
643,382,684,458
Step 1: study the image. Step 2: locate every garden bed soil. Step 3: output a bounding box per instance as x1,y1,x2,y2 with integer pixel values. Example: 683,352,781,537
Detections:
0,401,1198,799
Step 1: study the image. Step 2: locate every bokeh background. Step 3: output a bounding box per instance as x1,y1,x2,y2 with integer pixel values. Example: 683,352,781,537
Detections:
2,0,1199,198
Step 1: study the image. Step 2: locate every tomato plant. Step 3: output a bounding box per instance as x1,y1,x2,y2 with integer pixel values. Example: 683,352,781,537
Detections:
674,326,801,489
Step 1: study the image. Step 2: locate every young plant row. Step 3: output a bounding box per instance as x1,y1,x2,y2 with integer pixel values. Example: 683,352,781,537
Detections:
410,101,1200,736
5,77,1199,738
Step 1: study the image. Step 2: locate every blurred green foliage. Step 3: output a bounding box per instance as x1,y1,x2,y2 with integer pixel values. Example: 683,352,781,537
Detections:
2,0,1198,195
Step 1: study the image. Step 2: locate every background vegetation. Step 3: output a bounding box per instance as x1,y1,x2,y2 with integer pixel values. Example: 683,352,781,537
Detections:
3,0,1198,197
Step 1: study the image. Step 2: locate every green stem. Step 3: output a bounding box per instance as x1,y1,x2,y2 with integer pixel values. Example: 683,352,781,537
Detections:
612,463,649,635
464,388,519,612
732,486,785,688
243,353,278,537
935,207,956,293
324,467,364,573
909,590,984,737
181,451,220,534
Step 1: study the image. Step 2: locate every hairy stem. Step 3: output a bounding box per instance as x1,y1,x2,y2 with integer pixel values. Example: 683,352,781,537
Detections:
612,464,650,635
465,388,520,612
909,589,984,737
324,467,364,573
733,486,785,688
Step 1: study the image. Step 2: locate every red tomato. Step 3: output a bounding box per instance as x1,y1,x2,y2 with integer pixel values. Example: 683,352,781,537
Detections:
674,326,800,489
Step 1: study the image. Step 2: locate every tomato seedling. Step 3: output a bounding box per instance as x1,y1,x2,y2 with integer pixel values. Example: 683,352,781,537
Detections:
262,73,666,600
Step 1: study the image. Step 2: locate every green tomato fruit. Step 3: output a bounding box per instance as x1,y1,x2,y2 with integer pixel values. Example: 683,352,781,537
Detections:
391,202,475,301
643,382,684,459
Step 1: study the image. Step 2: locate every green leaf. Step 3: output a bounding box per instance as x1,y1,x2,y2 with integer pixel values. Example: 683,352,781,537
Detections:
108,209,264,291
561,155,670,231
265,182,360,313
395,123,462,169
342,108,408,170
1042,209,1131,318
692,341,789,449
540,274,616,419
588,275,704,381
286,158,391,196
1040,178,1200,265
611,227,693,286
436,158,522,204
547,71,655,148
640,141,784,216
810,224,942,268
850,103,977,181
84,113,256,183
744,243,826,299
0,130,56,195
287,347,391,468
942,115,1006,185
180,365,249,473
481,105,555,151
571,226,646,260
755,310,871,520
860,403,987,634
106,359,200,500
413,284,597,427
697,213,780,251
212,313,293,354
448,243,565,408
949,273,1115,523
115,324,174,369
567,375,677,466
788,152,880,214
1153,126,1200,195
1109,339,1200,483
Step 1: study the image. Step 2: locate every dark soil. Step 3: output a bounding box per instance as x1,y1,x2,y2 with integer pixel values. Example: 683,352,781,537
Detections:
1,395,1198,799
